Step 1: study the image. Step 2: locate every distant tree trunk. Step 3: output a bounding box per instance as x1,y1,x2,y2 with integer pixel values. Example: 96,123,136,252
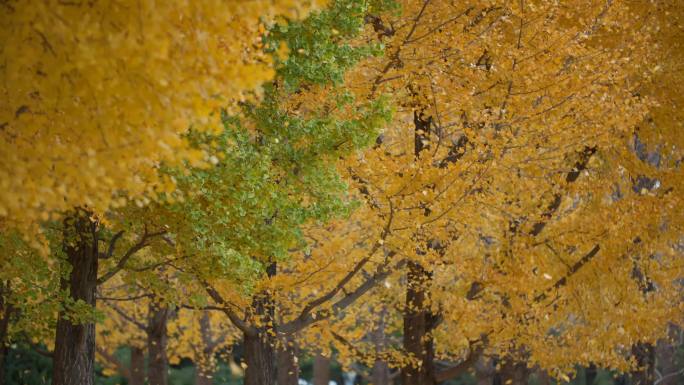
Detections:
615,374,628,385
0,282,13,385
585,364,597,385
371,361,391,385
195,312,215,385
370,306,390,385
147,303,171,385
401,261,436,385
655,325,682,385
244,262,277,385
630,343,655,385
130,346,146,385
498,360,528,385
534,367,551,385
313,353,331,385
475,356,495,385
276,335,299,385
195,368,214,385
52,212,99,385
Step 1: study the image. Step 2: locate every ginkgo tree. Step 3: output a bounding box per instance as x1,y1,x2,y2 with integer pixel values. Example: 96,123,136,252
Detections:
1,1,682,385
106,1,396,385
0,1,328,385
0,0,326,235
237,0,684,384
326,0,683,383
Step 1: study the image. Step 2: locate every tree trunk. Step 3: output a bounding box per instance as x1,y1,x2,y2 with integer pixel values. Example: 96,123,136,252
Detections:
313,353,331,385
533,367,551,385
371,361,391,385
584,364,597,385
244,331,276,385
0,344,5,385
195,368,214,385
52,212,99,385
401,262,436,385
195,312,216,385
630,343,655,385
370,306,390,385
0,282,12,385
147,303,171,385
130,346,146,385
276,336,299,385
474,356,495,385
655,325,682,385
498,360,527,385
244,262,277,385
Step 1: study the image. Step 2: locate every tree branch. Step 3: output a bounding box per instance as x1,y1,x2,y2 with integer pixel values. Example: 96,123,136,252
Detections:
201,280,256,336
534,244,600,302
107,302,147,331
280,258,405,334
99,230,124,259
97,227,167,285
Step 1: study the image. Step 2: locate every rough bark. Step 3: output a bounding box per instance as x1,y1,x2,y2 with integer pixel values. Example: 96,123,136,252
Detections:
244,331,276,385
52,212,99,385
313,353,331,385
244,262,277,385
130,346,146,385
401,261,436,385
147,303,171,385
276,336,299,385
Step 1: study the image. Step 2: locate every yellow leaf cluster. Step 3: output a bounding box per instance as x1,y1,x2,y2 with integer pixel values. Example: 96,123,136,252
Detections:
0,0,324,236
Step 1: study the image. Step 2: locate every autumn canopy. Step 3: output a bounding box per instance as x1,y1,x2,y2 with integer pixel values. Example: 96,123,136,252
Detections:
0,1,682,385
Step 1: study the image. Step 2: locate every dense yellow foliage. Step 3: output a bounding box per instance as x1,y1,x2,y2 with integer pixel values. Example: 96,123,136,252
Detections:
0,0,322,238
264,0,684,375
